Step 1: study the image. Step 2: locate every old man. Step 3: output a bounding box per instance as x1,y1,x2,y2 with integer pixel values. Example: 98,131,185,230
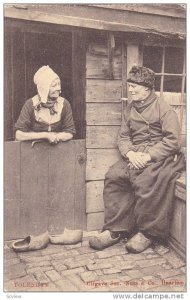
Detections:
89,65,185,253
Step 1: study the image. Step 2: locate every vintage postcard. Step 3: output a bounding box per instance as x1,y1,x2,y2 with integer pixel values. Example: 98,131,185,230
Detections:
3,3,186,297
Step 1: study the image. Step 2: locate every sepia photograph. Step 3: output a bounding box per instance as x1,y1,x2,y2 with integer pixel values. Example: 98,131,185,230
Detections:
3,2,186,296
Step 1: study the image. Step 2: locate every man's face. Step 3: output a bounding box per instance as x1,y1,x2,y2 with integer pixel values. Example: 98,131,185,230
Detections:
128,83,149,101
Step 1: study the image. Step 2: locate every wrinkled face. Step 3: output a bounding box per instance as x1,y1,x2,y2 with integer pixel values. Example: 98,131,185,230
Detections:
128,83,150,101
48,78,61,99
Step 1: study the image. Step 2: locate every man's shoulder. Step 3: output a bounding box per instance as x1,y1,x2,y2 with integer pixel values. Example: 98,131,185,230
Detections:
155,95,173,117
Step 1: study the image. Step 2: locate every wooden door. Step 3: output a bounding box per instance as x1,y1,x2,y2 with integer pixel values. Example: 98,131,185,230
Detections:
4,140,86,239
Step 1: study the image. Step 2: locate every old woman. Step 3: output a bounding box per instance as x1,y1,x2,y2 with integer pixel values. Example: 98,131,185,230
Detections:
15,66,75,143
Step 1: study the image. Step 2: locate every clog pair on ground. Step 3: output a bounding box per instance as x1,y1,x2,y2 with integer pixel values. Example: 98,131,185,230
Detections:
12,228,83,252
89,230,152,253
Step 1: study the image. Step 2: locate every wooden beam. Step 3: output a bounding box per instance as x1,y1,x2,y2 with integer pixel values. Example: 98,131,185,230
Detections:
121,40,127,98
72,29,86,139
88,4,186,19
4,5,185,38
107,32,115,80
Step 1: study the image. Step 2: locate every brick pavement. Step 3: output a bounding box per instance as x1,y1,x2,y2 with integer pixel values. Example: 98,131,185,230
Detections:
4,231,186,292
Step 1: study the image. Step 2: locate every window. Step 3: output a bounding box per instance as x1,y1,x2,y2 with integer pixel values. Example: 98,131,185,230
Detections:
143,45,186,138
143,45,186,99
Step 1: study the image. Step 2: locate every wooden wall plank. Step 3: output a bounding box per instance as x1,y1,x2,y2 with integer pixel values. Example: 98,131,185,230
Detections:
86,181,104,213
86,79,122,102
86,149,120,181
86,54,122,79
86,103,121,125
4,142,21,239
73,140,87,230
48,142,76,233
20,142,49,237
4,27,13,140
12,29,26,133
4,199,21,240
86,125,119,149
170,198,186,247
87,212,105,231
86,42,122,80
4,142,21,200
83,89,186,107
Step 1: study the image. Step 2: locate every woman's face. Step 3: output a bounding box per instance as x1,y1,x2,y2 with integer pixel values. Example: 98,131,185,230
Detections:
48,78,61,99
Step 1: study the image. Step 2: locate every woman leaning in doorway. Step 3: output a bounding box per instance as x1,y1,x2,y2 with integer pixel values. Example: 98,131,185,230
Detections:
15,65,76,143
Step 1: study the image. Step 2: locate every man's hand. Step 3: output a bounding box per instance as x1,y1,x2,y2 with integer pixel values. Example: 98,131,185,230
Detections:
140,153,152,165
126,151,151,169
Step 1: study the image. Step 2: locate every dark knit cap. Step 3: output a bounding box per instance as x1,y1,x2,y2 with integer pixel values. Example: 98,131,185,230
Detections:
127,65,155,88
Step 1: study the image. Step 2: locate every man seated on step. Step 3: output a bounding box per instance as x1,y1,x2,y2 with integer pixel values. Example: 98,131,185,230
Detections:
89,65,185,253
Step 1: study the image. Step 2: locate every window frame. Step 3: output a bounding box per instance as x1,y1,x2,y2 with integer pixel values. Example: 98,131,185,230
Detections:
142,44,186,132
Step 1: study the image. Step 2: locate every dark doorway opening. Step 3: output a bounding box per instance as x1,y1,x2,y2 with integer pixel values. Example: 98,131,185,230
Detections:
4,19,86,140
24,31,72,103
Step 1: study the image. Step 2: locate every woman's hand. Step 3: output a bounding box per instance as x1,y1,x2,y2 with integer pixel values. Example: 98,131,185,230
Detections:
126,151,151,169
45,132,59,144
45,132,73,143
56,132,73,142
15,130,73,144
